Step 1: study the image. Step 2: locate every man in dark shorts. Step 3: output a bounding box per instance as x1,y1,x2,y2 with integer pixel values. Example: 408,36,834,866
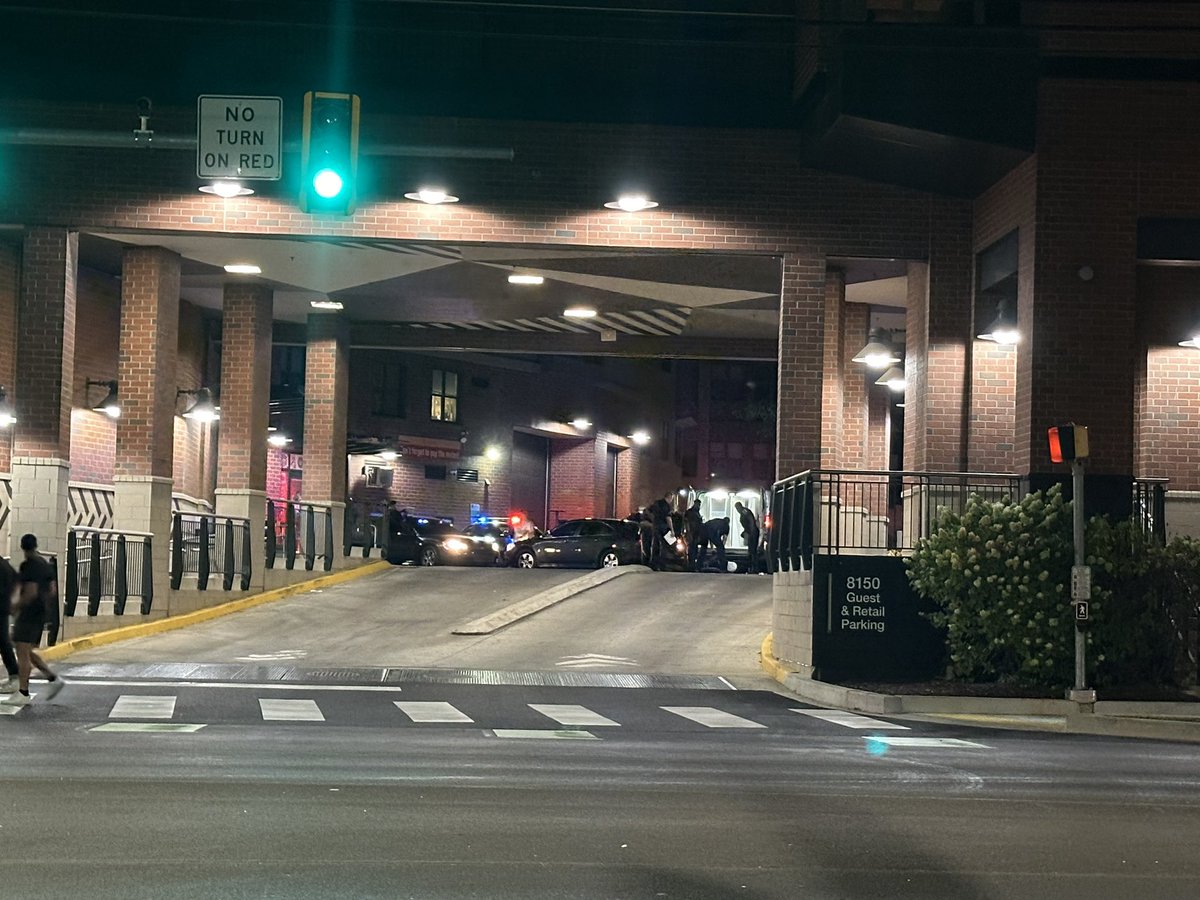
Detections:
0,555,19,691
1,534,65,707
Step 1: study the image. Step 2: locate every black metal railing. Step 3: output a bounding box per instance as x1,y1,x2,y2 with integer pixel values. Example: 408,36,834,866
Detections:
769,469,1023,572
266,498,335,571
170,512,252,591
1133,477,1168,544
64,528,153,616
344,499,388,558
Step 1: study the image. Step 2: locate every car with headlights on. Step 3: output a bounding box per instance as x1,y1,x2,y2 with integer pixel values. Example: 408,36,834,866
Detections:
386,516,498,567
509,518,642,570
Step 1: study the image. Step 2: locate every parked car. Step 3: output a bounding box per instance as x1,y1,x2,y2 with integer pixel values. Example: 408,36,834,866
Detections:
461,519,515,565
510,518,642,570
387,517,497,567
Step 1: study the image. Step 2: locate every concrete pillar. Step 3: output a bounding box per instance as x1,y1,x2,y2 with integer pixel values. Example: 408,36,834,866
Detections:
0,242,17,555
303,313,349,565
114,246,180,599
11,229,77,560
776,254,826,479
215,283,272,589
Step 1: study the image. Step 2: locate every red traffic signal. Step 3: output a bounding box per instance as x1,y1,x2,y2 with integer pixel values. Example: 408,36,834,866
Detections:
1048,424,1089,463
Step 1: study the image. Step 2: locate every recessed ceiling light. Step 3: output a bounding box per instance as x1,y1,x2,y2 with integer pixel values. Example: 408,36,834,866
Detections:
508,274,544,285
200,181,254,198
404,189,459,204
224,264,262,275
604,195,658,212
380,450,399,461
310,299,344,310
267,433,293,448
563,306,598,319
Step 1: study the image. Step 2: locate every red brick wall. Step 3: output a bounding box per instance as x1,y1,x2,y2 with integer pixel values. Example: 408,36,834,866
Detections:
303,315,350,502
346,451,509,525
0,241,18,473
173,300,213,501
116,246,179,478
549,436,602,522
903,261,929,472
216,283,272,492
777,254,827,479
14,228,76,461
67,268,120,484
969,345,1017,473
819,270,845,468
840,303,870,470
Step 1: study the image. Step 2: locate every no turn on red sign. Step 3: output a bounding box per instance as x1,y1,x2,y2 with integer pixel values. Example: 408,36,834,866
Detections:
196,95,282,180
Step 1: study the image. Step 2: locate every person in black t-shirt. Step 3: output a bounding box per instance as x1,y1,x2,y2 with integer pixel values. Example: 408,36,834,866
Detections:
0,556,19,691
1,534,65,707
735,501,761,575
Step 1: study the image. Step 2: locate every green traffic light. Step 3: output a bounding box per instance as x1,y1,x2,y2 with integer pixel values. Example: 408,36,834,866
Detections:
313,168,344,199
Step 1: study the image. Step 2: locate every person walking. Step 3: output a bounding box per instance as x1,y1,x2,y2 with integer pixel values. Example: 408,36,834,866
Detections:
683,499,705,572
648,497,672,571
0,555,20,692
700,516,730,571
735,500,761,575
1,534,66,707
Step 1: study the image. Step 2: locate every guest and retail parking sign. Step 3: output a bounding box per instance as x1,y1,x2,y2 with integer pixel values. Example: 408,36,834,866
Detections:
197,95,282,180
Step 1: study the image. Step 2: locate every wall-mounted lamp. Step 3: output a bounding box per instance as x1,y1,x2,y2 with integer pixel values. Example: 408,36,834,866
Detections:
852,328,901,369
630,430,651,445
485,445,502,462
977,299,1020,345
875,367,907,392
380,449,399,462
1180,326,1200,350
569,417,593,430
267,432,293,448
178,388,220,423
0,386,15,428
87,379,120,418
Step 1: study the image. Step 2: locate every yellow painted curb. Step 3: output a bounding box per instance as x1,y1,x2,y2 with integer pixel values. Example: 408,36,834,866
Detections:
41,560,393,661
759,631,791,684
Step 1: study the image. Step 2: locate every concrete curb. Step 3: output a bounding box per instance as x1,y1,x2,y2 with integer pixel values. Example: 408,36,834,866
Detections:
760,631,1200,742
452,565,653,635
41,561,393,661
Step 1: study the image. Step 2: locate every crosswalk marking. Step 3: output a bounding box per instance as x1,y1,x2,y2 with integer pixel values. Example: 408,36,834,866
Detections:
865,736,990,749
528,704,619,727
791,708,910,730
109,695,177,719
661,706,766,729
394,701,474,723
91,723,206,734
491,729,599,740
258,699,325,722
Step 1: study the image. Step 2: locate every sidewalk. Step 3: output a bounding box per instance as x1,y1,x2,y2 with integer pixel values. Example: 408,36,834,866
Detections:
760,633,1200,744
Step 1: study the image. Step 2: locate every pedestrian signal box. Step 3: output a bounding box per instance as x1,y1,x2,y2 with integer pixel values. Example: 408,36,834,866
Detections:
1048,424,1089,463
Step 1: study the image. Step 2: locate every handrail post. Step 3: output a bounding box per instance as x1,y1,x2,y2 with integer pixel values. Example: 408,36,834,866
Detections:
222,518,235,591
114,534,129,615
87,532,102,616
197,515,211,591
284,501,297,570
170,512,184,591
65,529,79,617
141,536,154,614
343,502,353,557
241,522,252,590
305,504,316,571
323,506,334,572
266,498,278,569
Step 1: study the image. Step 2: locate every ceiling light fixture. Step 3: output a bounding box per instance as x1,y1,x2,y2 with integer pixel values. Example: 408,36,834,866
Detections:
380,449,399,462
875,367,907,392
224,263,262,275
604,195,659,212
978,299,1020,345
200,181,254,198
852,328,902,370
404,188,459,205
310,299,344,310
87,379,121,418
0,386,16,428
508,273,544,285
569,417,592,429
267,433,293,448
178,388,220,423
563,306,598,319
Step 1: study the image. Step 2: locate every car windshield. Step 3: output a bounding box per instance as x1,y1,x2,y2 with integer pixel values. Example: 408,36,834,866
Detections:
415,521,458,536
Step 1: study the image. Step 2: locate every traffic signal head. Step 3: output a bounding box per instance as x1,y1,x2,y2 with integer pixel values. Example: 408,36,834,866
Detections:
1048,424,1089,463
300,91,360,214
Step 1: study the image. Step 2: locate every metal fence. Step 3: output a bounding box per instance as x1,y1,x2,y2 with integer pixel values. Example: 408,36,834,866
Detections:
266,499,335,571
1133,477,1168,545
769,469,1023,572
345,499,388,558
170,512,252,591
64,527,153,616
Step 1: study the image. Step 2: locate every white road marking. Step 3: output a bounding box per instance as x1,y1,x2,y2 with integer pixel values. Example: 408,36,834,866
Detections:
90,723,206,734
109,695,177,719
555,654,639,669
717,676,738,691
791,708,910,730
661,706,767,729
865,736,991,749
394,701,474,723
0,693,35,715
490,729,599,740
258,699,325,722
60,679,403,694
529,704,619,727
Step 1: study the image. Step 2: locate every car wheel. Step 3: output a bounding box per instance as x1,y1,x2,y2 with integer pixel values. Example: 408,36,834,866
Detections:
420,546,439,566
599,550,621,569
516,549,537,569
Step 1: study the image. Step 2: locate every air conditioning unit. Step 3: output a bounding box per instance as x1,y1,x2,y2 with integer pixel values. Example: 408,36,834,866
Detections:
363,465,394,488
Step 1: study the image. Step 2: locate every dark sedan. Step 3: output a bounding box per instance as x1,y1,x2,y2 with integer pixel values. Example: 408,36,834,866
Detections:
510,518,642,570
387,518,497,567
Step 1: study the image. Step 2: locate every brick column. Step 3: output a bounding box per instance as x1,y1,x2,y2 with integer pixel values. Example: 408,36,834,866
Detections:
0,242,17,554
303,313,350,565
840,303,870,469
819,269,845,469
215,283,272,588
11,228,77,559
776,254,826,479
115,246,180,600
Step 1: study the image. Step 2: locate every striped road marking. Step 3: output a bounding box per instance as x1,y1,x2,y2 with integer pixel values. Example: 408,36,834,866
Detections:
90,723,206,734
110,695,177,719
490,729,599,740
0,693,34,715
866,736,991,749
258,699,325,722
529,704,619,727
791,709,910,730
394,701,474,723
661,707,766,729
